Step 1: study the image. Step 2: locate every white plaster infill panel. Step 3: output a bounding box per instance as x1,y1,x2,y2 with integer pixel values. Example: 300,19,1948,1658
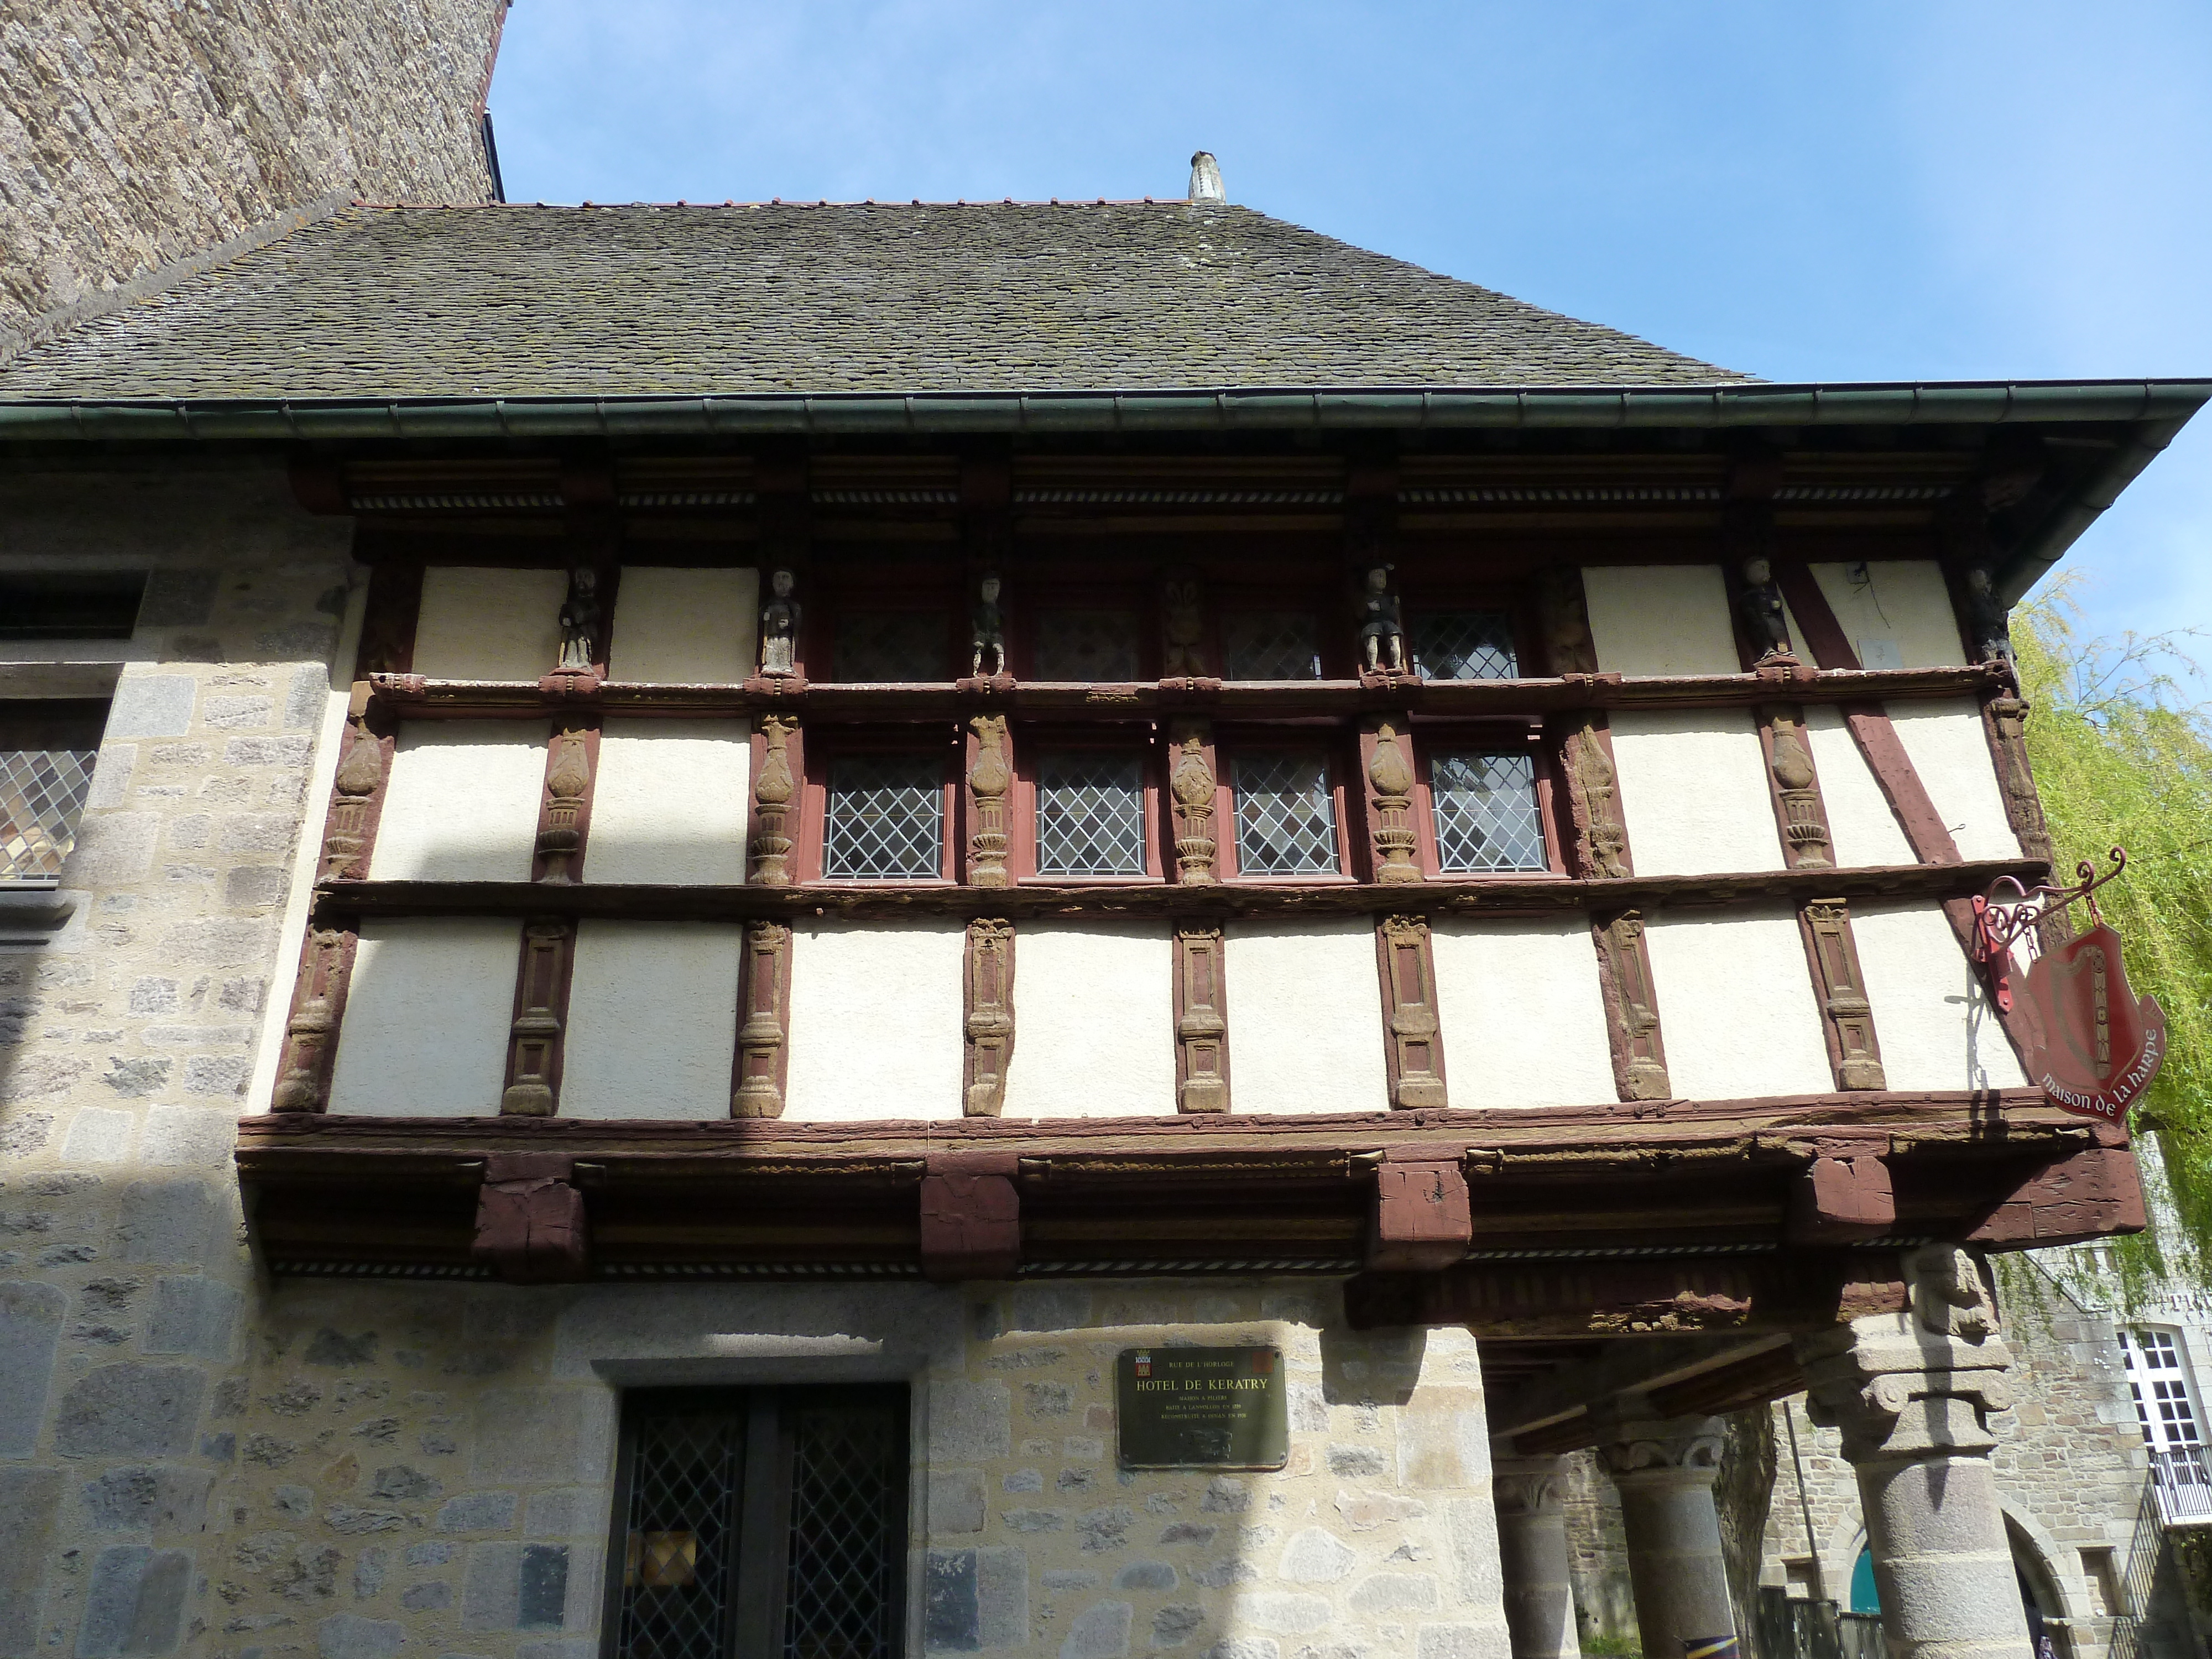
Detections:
1644,910,1835,1100
368,719,545,882
1000,922,1175,1118
1890,698,2023,863
586,719,749,886
1851,901,2028,1091
412,566,567,681
1431,919,1617,1108
1223,919,1390,1114
1803,705,1915,868
1609,709,1786,877
328,916,518,1115
561,920,744,1119
1809,560,1968,670
784,920,964,1120
608,566,759,683
1583,565,1743,677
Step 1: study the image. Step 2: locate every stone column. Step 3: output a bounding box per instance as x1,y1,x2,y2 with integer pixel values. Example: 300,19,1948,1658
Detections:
1595,1402,1736,1659
1493,1454,1584,1659
1796,1246,2032,1659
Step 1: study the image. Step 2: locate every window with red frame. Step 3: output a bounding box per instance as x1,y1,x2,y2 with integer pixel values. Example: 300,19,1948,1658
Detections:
808,736,958,881
1412,727,1559,875
1225,747,1348,877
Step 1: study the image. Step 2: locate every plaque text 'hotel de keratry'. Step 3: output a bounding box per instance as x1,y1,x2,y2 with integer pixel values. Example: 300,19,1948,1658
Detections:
1116,1346,1288,1470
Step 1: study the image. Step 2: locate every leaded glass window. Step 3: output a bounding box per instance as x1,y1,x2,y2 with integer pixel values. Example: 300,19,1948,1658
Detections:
822,754,942,879
1034,609,1141,681
1413,611,1520,681
1431,752,1547,872
833,610,946,681
1037,753,1146,875
1,701,106,883
1223,612,1322,681
1233,753,1338,875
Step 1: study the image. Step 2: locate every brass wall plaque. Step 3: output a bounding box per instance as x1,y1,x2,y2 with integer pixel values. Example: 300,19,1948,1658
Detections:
1116,1346,1287,1470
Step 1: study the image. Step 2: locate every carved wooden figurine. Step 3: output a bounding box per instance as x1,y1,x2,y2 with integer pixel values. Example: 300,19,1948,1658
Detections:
971,572,1006,677
967,714,1013,888
748,714,797,885
1964,565,2013,666
759,567,801,676
1161,575,1207,677
1563,716,1630,879
963,918,1015,1115
1168,723,1219,883
1737,556,1793,662
1538,567,1599,676
1594,910,1670,1101
556,566,601,674
1355,565,1406,674
1366,720,1422,884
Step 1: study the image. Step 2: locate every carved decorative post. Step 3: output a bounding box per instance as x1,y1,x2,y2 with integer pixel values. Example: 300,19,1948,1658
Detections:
1168,721,1219,884
1593,909,1670,1102
731,920,792,1118
531,720,598,884
270,925,357,1112
963,918,1015,1115
1493,1457,1584,1659
1558,714,1630,879
967,714,1013,888
1376,915,1447,1109
1802,899,1887,1091
1172,923,1230,1113
1760,705,1833,868
1364,719,1422,884
749,713,799,885
500,920,574,1116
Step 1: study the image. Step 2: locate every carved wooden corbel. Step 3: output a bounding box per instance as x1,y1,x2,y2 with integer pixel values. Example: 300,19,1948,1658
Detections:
1172,922,1230,1113
1168,721,1220,884
530,719,599,884
963,917,1015,1116
499,919,575,1115
731,919,792,1118
748,713,800,885
919,1150,1021,1281
1368,1147,1472,1270
967,715,1014,888
1592,908,1670,1102
472,1152,589,1284
1376,915,1447,1109
269,925,357,1112
1363,719,1422,884
1787,1133,1896,1243
1557,713,1631,879
319,681,394,880
1757,704,1833,869
1801,899,1887,1091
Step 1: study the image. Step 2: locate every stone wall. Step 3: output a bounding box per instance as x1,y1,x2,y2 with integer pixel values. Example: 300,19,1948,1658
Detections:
0,462,356,1659
0,0,506,353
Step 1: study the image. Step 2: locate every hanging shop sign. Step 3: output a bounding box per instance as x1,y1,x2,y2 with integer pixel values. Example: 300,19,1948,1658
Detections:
1117,1347,1287,1470
1973,848,2167,1123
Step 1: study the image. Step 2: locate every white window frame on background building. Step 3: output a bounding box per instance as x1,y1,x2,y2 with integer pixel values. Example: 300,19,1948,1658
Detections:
2121,1327,2210,1521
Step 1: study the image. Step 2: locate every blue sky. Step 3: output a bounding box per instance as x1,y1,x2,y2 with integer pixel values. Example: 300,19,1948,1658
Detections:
490,1,2211,666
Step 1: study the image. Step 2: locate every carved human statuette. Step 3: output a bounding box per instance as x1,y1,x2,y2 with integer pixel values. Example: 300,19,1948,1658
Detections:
1366,720,1422,884
749,714,797,885
534,726,593,883
759,567,801,676
731,920,792,1118
1594,910,1670,1102
971,571,1007,677
320,713,386,879
1737,555,1794,663
1173,924,1230,1113
500,921,573,1115
556,566,602,675
271,927,353,1112
1564,716,1630,879
1168,722,1218,884
1765,707,1832,869
1803,899,1886,1091
1908,1244,1998,1339
963,918,1015,1116
1378,915,1447,1109
968,714,1013,888
1984,693,2055,872
1161,574,1208,677
1964,565,2013,667
1355,565,1406,674
1538,567,1599,676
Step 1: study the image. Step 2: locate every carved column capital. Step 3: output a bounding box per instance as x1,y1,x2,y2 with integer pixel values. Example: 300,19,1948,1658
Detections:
1491,1455,1572,1518
1592,1402,1726,1489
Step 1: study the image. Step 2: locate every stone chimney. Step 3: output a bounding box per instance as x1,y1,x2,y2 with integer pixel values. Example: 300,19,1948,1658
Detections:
1188,152,1226,205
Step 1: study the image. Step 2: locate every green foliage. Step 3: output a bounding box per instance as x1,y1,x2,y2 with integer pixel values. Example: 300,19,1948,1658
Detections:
2015,579,2212,1295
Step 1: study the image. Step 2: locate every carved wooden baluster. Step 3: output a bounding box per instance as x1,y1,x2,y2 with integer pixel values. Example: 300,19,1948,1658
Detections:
1168,721,1219,884
500,920,574,1116
1365,719,1422,884
1592,909,1671,1102
530,719,598,884
270,925,358,1112
1759,704,1833,869
731,920,792,1118
1376,915,1447,1109
967,715,1013,888
1559,713,1631,880
963,918,1015,1115
749,713,799,885
1173,923,1230,1113
1802,899,1887,1091
320,684,392,880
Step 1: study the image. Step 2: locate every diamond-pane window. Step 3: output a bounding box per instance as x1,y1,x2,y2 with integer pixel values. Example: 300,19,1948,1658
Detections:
1431,752,1547,872
1037,753,1146,875
782,1404,903,1659
612,1405,745,1659
1233,753,1338,874
1,748,96,881
1035,609,1141,680
823,755,942,879
1223,612,1322,681
1413,611,1520,681
834,610,946,681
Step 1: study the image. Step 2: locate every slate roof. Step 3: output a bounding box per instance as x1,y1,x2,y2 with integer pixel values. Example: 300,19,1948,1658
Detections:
0,201,1750,399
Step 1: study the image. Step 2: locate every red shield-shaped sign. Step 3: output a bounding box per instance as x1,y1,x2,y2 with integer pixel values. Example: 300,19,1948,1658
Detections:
2015,924,2167,1123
